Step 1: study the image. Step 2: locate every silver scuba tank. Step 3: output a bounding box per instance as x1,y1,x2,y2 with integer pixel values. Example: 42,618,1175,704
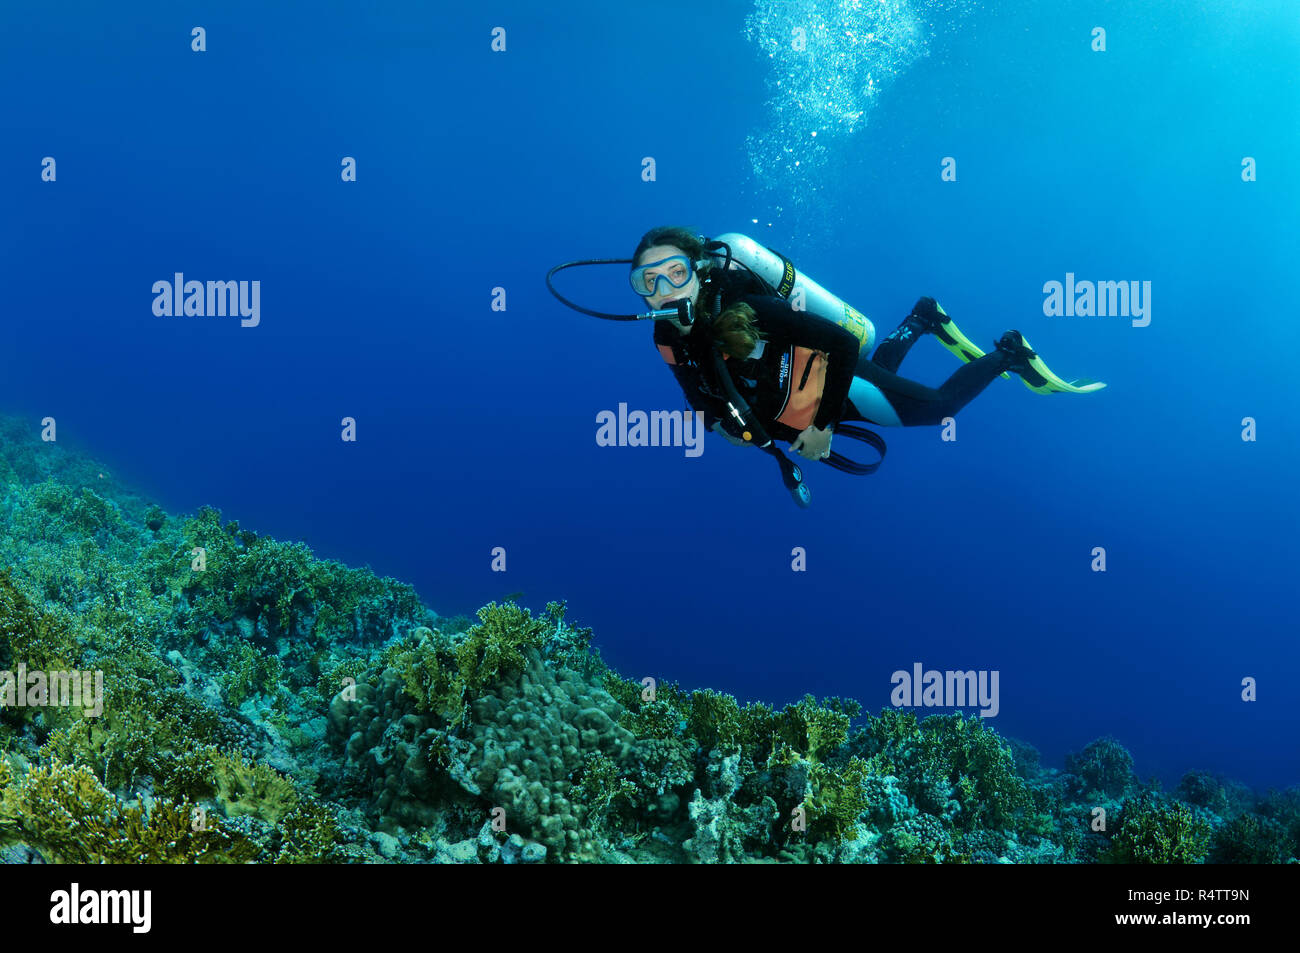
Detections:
709,232,876,354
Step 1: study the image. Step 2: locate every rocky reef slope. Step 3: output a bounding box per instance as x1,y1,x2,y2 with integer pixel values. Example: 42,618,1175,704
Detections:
0,415,1293,864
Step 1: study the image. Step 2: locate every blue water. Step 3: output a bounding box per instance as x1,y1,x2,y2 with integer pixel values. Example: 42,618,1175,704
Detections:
3,0,1297,792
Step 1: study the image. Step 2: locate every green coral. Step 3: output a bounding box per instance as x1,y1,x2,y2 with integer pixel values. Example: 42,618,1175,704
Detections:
573,751,637,831
276,794,345,864
855,707,920,775
383,601,577,726
145,504,167,531
316,654,372,707
618,697,686,741
773,694,860,762
382,625,470,725
18,739,344,864
177,505,425,647
0,760,259,863
0,568,79,671
683,688,742,748
70,488,122,535
218,642,284,709
885,813,968,863
1175,770,1231,814
805,755,871,841
854,710,1033,834
1066,736,1136,799
1104,794,1212,864
201,751,342,862
31,480,75,517
621,685,856,768
599,673,648,709
917,714,1033,832
454,601,554,694
28,482,124,537
1209,813,1291,864
1259,787,1300,855
0,429,412,864
612,685,876,846
206,750,300,823
39,686,235,798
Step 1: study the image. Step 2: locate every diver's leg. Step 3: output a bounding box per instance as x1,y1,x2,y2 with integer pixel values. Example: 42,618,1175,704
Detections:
846,348,1012,427
870,317,924,374
844,377,903,426
869,297,942,373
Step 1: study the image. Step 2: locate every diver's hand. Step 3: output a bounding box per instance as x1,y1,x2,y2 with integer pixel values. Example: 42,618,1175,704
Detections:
711,421,749,447
790,425,833,461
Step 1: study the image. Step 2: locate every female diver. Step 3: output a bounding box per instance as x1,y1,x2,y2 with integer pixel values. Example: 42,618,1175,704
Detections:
631,225,1099,463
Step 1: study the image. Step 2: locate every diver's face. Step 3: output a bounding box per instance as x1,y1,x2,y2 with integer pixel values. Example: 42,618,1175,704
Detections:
638,244,700,329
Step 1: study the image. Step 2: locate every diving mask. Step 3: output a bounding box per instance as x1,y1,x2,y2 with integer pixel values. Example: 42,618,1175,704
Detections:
629,255,695,298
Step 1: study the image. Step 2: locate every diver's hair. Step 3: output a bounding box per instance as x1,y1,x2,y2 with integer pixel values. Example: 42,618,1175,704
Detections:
632,224,765,358
711,301,763,359
631,225,707,271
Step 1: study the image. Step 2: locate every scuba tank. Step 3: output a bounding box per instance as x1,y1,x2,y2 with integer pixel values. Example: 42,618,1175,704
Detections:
708,232,876,355
693,233,886,506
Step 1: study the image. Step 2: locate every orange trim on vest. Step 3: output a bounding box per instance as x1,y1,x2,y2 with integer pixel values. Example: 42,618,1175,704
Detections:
775,347,828,432
657,338,830,432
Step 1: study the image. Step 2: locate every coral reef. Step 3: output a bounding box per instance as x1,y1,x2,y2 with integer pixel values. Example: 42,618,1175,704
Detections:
0,412,1293,864
1064,736,1135,799
1103,793,1212,864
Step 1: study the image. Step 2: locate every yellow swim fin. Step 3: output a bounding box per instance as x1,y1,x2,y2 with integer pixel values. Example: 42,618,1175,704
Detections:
929,303,1012,380
1006,332,1107,395
923,303,1105,393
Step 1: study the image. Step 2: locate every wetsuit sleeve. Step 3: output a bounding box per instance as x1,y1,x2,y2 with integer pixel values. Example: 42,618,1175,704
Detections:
738,294,861,430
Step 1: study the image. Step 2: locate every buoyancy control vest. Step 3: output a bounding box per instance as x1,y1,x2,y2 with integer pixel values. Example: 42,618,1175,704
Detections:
656,330,829,434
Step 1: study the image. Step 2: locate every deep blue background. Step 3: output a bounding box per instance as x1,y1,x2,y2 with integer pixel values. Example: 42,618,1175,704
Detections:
2,0,1296,790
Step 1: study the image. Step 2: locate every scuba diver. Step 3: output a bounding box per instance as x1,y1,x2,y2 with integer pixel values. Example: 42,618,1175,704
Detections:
547,225,1103,507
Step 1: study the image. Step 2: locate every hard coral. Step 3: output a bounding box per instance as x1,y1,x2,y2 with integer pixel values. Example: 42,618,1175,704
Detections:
1104,793,1211,864
0,760,258,863
0,568,78,671
441,646,634,861
454,601,554,696
1210,813,1290,864
854,710,1033,834
179,505,426,646
1065,736,1135,799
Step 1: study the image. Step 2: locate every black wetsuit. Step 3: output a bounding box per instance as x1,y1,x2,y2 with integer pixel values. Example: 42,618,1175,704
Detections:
655,272,1011,436
653,291,860,443
854,316,1012,426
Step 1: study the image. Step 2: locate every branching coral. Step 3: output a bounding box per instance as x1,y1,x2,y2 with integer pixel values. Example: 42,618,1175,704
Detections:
178,505,426,647
852,709,1034,834
0,760,259,863
0,568,79,671
1104,793,1211,864
381,601,579,727
218,642,284,709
